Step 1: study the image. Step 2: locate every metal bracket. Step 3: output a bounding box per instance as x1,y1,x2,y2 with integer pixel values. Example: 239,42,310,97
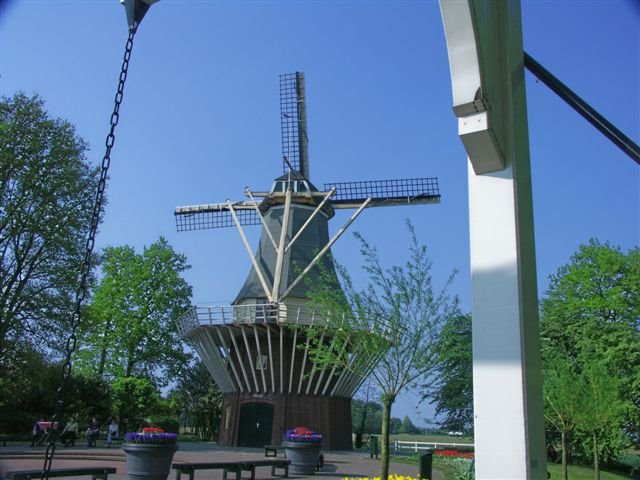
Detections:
120,0,158,31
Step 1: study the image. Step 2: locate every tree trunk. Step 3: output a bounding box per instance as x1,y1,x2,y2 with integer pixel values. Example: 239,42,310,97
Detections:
355,402,369,449
593,432,599,480
561,430,568,480
380,395,394,480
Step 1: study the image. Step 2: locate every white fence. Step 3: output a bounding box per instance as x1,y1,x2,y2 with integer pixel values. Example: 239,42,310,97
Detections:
393,440,474,453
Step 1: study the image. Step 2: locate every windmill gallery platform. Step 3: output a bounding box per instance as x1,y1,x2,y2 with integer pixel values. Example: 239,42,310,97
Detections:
0,443,443,480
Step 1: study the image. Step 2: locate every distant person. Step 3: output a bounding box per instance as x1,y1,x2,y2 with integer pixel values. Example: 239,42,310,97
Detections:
60,416,79,447
86,418,100,447
106,418,119,448
30,418,44,447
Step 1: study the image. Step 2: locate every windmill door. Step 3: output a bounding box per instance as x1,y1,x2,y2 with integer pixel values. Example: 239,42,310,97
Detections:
237,402,273,447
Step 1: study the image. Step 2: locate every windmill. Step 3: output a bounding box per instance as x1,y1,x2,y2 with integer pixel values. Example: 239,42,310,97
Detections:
175,72,440,449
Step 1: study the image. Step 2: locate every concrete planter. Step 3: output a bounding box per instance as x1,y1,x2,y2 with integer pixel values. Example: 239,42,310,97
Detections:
282,441,321,474
122,443,178,480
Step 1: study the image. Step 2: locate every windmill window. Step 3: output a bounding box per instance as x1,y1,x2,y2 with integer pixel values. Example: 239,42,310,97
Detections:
256,354,268,370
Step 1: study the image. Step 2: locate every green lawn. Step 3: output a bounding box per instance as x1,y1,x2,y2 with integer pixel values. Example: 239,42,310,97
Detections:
546,463,630,480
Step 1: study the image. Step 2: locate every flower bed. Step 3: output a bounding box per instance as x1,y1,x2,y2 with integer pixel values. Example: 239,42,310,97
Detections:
343,476,420,480
124,427,178,445
434,449,474,459
283,426,322,443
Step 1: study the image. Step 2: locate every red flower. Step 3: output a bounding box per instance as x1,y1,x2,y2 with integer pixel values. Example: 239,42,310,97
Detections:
142,427,165,433
434,449,474,459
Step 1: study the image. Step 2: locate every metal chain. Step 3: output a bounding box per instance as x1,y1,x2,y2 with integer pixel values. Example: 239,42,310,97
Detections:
41,27,138,480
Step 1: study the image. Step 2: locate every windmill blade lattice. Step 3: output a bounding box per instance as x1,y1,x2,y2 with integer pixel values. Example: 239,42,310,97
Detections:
325,177,441,208
175,202,261,231
280,72,309,178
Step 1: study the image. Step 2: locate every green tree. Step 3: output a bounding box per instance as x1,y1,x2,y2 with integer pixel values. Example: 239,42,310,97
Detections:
423,313,473,433
307,221,458,479
171,360,223,440
540,240,640,446
543,352,584,480
76,238,193,387
64,373,112,428
111,377,160,433
389,417,402,435
400,415,419,434
0,93,99,361
352,380,381,447
576,358,629,480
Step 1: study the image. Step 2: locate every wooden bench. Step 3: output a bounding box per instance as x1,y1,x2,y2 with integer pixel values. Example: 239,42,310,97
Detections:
5,467,117,480
264,444,284,457
173,459,290,480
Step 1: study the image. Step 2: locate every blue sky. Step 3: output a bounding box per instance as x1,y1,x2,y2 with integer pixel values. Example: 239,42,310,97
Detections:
1,0,638,426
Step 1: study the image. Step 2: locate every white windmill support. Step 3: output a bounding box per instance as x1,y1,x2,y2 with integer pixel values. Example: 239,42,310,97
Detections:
191,330,235,393
304,329,325,395
288,326,299,394
271,188,292,301
265,324,276,393
227,200,273,302
284,187,336,254
440,1,547,478
226,325,251,392
314,334,337,395
245,188,278,250
322,340,348,395
240,326,260,392
216,328,244,393
281,198,372,299
253,326,268,393
279,325,284,394
297,333,313,395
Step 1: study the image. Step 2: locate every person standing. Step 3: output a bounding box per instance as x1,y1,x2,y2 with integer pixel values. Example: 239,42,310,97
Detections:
106,418,119,448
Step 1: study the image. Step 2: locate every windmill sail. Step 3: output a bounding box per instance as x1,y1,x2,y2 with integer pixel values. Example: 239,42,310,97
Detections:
174,202,260,231
280,72,309,179
325,177,441,208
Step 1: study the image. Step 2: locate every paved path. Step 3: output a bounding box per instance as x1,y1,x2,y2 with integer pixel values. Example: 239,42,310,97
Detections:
0,442,443,480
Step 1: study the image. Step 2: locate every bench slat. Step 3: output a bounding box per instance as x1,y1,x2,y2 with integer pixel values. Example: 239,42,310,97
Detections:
172,460,290,480
6,467,117,480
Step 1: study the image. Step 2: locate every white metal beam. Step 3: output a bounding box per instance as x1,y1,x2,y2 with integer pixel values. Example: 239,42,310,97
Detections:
272,189,292,301
253,325,268,393
281,198,372,299
439,1,547,478
216,328,244,392
240,326,260,392
227,325,252,392
245,188,278,250
227,200,273,302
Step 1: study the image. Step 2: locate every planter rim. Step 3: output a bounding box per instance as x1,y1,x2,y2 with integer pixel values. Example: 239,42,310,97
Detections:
122,442,179,450
282,441,322,447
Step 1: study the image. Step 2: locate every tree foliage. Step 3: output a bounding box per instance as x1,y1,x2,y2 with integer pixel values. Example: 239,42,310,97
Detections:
307,221,458,479
76,238,193,387
543,352,584,480
111,376,161,433
352,380,382,447
0,93,99,361
424,313,473,433
541,238,638,476
399,415,420,434
576,358,628,480
0,345,111,435
170,360,223,441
